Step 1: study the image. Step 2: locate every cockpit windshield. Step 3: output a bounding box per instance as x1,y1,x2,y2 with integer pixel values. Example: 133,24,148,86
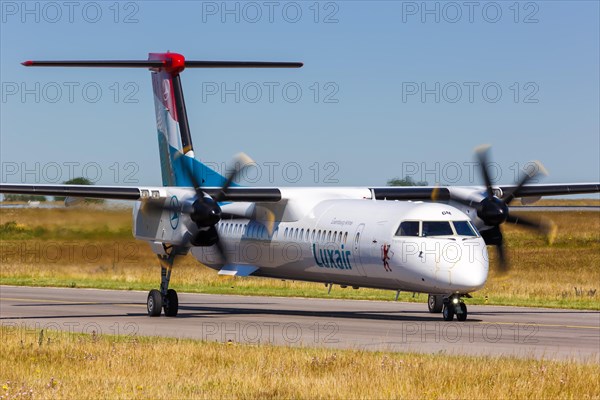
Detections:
422,221,453,237
453,220,478,237
397,221,419,236
395,220,479,237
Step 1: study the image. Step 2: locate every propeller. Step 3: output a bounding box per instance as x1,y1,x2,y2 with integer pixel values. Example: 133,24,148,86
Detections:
451,145,555,273
181,152,254,264
144,152,276,266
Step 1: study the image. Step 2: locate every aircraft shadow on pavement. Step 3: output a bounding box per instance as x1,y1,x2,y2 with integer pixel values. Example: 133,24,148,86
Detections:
470,310,599,316
1,301,478,322
175,304,472,323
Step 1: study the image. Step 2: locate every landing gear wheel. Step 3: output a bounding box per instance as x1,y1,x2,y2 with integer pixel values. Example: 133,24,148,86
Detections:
163,289,179,317
147,289,162,317
442,304,454,321
428,294,443,313
456,303,468,321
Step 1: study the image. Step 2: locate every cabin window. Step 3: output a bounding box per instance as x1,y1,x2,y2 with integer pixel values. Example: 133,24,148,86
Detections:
396,221,419,237
422,221,453,237
300,229,305,241
453,221,478,237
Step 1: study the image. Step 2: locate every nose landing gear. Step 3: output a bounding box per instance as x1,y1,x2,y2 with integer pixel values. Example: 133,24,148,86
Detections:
442,295,468,321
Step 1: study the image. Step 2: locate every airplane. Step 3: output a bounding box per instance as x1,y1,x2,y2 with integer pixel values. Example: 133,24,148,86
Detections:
2,52,599,322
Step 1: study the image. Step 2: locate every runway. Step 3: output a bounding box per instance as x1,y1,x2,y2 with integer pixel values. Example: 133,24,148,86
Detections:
1,285,598,362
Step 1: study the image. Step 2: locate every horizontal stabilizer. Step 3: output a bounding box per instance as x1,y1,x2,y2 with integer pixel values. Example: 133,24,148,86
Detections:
22,60,303,69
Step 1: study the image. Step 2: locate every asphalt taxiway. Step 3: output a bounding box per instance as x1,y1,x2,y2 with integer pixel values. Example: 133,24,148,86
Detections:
1,286,598,362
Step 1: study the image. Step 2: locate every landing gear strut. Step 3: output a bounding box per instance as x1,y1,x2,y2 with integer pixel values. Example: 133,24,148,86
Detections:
442,294,468,321
147,253,179,317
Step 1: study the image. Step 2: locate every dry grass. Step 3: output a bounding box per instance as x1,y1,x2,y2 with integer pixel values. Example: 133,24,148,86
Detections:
520,198,600,206
1,207,599,308
1,325,598,400
481,211,600,308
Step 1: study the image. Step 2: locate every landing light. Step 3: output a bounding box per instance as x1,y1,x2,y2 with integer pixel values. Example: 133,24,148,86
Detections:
452,298,459,304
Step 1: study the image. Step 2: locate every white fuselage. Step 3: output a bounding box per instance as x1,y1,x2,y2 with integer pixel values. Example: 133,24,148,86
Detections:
190,199,489,295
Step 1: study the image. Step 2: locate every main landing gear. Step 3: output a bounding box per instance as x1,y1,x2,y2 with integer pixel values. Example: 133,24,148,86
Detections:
147,254,179,317
428,294,468,321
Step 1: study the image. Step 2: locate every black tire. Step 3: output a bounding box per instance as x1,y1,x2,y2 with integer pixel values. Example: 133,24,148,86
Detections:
456,303,467,322
442,304,454,321
163,289,179,317
428,294,443,313
147,289,162,317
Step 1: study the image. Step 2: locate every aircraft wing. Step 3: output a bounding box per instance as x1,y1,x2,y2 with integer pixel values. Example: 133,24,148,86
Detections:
496,183,600,198
370,183,600,201
0,184,282,202
1,182,598,203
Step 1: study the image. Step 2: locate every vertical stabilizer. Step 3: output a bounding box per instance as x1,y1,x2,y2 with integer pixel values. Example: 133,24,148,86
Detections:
149,52,226,187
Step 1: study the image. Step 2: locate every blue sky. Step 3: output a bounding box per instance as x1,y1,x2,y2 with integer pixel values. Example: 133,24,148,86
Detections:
1,1,599,188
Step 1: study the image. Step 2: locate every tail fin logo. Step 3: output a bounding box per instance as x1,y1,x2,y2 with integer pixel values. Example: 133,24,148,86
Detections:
162,80,170,102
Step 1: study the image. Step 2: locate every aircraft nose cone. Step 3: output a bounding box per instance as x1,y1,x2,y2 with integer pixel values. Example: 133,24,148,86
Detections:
453,262,488,291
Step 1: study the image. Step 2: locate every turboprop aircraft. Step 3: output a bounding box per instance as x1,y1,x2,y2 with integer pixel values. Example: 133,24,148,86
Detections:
2,52,599,321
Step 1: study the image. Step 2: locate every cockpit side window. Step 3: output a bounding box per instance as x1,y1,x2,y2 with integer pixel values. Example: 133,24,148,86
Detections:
453,220,479,237
422,221,453,237
396,221,420,236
